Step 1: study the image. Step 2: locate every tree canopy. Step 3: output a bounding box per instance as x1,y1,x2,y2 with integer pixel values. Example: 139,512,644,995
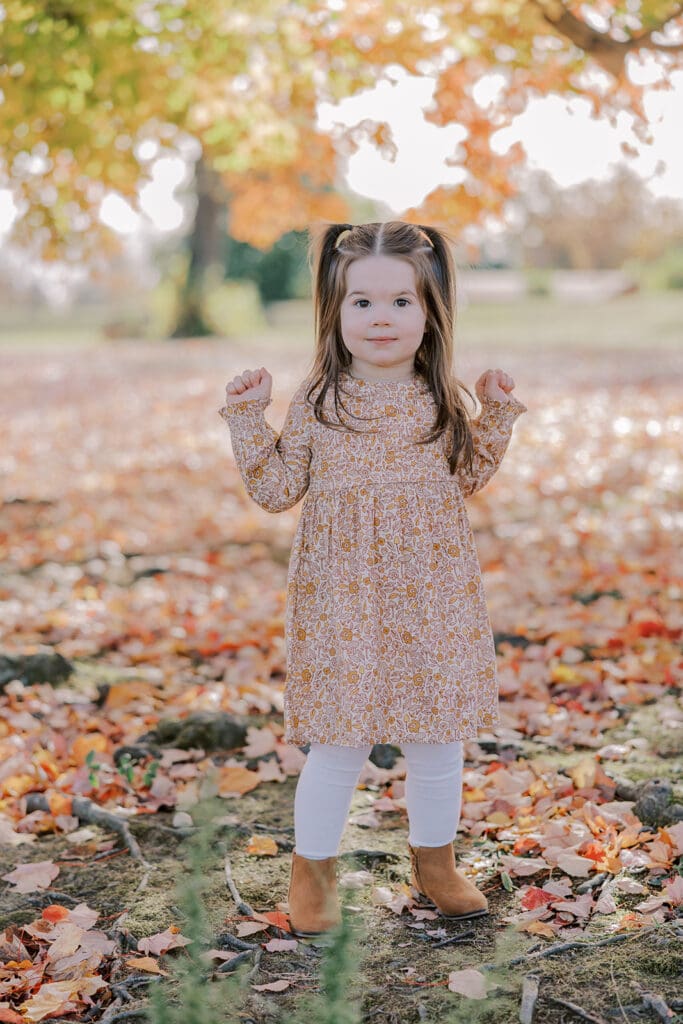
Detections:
1,1,682,266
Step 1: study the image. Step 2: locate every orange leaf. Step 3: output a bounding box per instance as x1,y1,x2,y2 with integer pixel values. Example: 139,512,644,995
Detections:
47,792,73,817
1,774,37,798
512,837,540,856
251,911,292,932
246,835,278,856
521,920,557,938
124,957,169,975
33,749,60,781
520,887,556,911
42,904,70,922
104,681,156,709
217,765,261,797
0,1007,24,1023
71,734,108,765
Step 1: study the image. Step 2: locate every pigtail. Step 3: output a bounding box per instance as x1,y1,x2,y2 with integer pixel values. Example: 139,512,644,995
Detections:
308,222,354,284
418,224,456,310
307,222,354,359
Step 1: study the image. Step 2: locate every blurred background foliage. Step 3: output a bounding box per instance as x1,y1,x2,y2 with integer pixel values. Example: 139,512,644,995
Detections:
1,1,683,341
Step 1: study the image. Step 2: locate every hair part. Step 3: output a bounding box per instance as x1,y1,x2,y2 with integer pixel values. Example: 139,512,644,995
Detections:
301,220,476,477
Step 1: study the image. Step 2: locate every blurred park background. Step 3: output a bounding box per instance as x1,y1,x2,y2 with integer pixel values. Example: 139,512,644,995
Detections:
1,1,683,351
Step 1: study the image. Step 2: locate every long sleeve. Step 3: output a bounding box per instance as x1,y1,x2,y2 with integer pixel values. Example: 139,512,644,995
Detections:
456,393,528,498
217,381,313,513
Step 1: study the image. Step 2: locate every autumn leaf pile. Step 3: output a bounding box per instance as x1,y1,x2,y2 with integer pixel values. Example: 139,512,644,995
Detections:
0,341,681,1018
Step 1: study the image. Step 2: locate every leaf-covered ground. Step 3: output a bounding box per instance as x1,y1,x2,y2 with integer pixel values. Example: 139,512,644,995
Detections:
0,329,681,1023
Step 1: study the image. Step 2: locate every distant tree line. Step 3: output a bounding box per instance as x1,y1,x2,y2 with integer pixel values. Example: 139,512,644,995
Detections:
221,166,683,301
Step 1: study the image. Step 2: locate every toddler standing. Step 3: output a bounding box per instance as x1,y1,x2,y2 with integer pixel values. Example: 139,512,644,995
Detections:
218,221,527,936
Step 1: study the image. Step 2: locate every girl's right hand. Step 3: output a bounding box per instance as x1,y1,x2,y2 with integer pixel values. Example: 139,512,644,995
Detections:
224,367,272,405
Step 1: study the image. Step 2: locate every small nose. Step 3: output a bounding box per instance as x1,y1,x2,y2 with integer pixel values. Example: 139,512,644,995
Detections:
371,308,391,324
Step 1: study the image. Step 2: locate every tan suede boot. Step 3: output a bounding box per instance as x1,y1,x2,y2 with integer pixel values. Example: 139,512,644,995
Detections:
409,842,489,920
286,851,342,937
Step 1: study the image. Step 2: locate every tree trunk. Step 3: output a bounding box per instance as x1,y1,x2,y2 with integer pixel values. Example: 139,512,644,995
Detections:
170,154,226,339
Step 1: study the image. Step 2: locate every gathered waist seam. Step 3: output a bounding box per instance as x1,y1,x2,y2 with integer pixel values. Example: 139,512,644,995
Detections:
307,478,459,495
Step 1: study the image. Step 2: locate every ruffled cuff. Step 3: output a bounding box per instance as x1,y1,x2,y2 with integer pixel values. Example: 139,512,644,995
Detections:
218,395,273,424
480,393,528,418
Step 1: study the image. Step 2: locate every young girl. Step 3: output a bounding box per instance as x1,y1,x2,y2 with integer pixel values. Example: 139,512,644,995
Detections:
218,221,527,937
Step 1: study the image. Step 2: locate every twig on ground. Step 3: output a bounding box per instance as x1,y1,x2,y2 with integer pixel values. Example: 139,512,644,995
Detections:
430,929,475,948
546,996,609,1023
110,975,158,1003
99,1011,147,1024
217,950,253,974
23,890,80,907
640,990,676,1021
245,947,263,983
218,932,259,952
519,974,540,1024
24,792,152,938
25,793,150,867
224,853,255,917
500,925,659,967
576,872,608,894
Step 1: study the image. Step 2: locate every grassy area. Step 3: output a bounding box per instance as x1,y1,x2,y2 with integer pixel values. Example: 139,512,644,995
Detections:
1,291,681,352
266,292,683,353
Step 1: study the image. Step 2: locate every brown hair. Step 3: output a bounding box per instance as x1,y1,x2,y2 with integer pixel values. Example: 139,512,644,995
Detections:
301,220,476,477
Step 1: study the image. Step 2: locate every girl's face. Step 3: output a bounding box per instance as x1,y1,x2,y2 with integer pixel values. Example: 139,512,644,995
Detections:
339,255,427,380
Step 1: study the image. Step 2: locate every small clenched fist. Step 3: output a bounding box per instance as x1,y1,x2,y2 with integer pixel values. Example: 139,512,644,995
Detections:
224,367,273,405
474,368,517,404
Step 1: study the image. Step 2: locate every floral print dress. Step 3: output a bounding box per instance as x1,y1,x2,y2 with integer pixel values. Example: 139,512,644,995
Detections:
218,369,527,747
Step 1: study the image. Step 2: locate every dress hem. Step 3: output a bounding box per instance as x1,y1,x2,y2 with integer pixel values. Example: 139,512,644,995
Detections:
282,728,499,748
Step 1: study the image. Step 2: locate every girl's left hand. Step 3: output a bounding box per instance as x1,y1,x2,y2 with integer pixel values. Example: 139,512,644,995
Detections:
475,368,516,403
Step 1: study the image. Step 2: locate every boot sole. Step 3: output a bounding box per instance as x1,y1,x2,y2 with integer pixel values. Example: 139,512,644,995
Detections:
411,890,489,920
289,923,340,937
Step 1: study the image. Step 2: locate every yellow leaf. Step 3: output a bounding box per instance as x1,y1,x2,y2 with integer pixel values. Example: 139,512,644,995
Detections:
464,787,488,802
124,957,169,975
217,765,261,797
71,734,108,765
486,811,514,826
551,665,583,685
521,920,557,938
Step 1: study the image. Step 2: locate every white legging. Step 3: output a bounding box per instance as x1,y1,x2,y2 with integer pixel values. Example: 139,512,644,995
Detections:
294,741,464,858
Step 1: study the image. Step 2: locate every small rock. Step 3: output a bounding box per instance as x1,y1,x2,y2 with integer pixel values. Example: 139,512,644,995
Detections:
370,743,402,768
138,711,250,751
633,779,675,826
0,651,73,691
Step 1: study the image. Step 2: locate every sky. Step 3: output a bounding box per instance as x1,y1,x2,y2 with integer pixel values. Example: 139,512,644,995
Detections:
315,64,683,211
2,63,682,256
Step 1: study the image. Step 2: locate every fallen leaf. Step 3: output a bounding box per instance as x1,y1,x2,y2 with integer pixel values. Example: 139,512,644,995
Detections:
250,911,291,932
246,835,279,856
252,979,292,992
216,765,262,797
447,968,489,999
236,922,269,937
137,926,192,956
2,860,60,893
124,957,169,975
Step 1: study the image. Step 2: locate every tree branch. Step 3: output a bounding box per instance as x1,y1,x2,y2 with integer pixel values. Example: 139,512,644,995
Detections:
531,0,683,77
